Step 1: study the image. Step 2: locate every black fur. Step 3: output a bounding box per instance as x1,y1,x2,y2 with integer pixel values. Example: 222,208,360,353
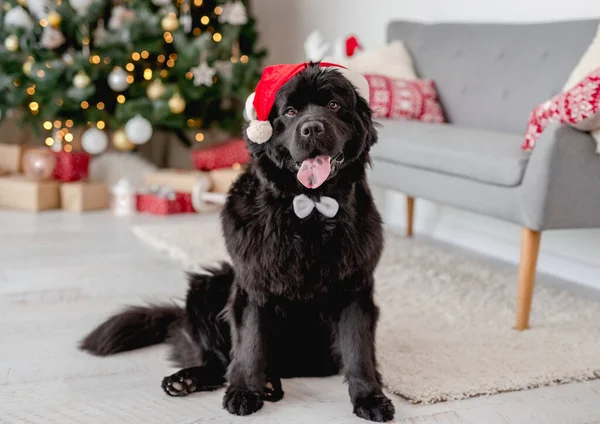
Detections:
81,64,394,422
79,304,183,356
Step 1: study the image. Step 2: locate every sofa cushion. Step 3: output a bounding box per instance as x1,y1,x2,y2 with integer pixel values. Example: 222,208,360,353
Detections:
365,75,445,123
372,120,530,187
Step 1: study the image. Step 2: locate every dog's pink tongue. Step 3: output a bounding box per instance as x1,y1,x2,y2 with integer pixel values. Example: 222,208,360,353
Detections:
297,155,331,189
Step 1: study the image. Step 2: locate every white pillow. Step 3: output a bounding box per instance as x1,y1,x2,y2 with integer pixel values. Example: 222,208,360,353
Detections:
563,24,600,151
323,41,417,80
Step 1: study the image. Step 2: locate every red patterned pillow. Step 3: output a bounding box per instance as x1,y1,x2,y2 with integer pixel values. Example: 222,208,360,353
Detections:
523,68,600,150
364,74,445,123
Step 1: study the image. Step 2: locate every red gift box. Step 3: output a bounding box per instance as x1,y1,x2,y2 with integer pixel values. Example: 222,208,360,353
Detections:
136,192,194,215
192,139,249,171
52,151,91,183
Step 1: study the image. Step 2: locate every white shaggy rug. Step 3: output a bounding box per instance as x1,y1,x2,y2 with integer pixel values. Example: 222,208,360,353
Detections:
132,218,600,404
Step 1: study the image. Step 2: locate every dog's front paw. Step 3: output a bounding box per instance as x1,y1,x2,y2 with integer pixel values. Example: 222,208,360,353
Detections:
353,393,395,422
262,377,284,402
161,372,197,397
222,387,264,416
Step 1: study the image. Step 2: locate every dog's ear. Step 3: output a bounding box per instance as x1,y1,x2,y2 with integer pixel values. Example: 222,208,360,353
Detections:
243,123,289,169
243,123,263,156
356,95,378,149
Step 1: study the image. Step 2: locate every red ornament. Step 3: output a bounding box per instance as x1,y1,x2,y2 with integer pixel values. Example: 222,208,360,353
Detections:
364,75,446,123
52,151,91,183
136,192,194,215
192,139,250,171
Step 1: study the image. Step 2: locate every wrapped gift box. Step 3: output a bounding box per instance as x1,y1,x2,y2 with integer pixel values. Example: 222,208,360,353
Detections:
144,169,208,193
0,176,60,211
191,139,249,171
53,151,91,183
136,191,194,215
0,144,23,173
60,182,109,213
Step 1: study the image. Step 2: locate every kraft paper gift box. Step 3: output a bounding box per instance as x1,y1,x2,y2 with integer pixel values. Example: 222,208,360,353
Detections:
208,168,243,193
0,176,60,211
144,169,208,193
0,144,23,173
60,182,109,213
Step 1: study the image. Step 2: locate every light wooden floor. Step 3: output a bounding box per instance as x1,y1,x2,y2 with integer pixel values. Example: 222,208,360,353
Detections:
2,210,600,424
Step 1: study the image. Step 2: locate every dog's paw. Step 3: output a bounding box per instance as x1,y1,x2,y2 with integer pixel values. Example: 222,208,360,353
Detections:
222,387,263,416
161,372,197,397
353,393,395,422
262,378,284,402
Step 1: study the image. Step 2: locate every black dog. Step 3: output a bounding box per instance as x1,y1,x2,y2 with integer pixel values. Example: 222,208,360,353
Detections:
81,63,395,422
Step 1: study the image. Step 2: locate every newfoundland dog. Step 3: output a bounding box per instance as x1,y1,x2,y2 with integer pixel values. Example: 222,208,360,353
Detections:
81,62,395,422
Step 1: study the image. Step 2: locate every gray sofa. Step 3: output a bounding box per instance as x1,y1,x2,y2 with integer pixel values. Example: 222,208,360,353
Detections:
369,20,600,330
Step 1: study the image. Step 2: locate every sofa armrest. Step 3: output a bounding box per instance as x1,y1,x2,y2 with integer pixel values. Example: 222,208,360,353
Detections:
519,123,600,230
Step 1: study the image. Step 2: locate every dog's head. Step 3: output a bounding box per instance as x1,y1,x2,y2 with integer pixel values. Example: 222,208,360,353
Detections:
246,63,377,189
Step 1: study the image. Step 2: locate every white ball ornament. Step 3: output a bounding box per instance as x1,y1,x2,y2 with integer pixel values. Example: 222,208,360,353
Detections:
108,67,129,92
4,6,34,30
125,115,153,145
82,127,109,155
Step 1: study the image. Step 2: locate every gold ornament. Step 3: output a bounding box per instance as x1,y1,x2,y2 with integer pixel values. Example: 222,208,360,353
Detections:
112,129,135,151
47,11,62,28
23,58,34,76
161,13,179,32
168,93,186,114
17,0,27,6
73,71,91,89
147,79,166,100
5,35,19,52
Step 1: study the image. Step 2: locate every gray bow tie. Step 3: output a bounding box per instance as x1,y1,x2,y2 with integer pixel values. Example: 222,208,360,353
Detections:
293,194,339,219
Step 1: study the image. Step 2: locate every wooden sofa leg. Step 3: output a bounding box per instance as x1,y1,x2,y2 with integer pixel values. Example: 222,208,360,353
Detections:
406,196,415,238
515,228,542,331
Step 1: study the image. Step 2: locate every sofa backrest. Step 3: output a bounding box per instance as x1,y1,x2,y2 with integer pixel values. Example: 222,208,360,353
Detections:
388,20,599,134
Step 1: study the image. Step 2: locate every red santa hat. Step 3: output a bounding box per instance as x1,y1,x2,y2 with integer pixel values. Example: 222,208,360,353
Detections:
245,62,370,144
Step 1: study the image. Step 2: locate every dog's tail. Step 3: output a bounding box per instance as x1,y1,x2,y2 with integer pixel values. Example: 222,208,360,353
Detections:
79,262,235,357
79,303,184,356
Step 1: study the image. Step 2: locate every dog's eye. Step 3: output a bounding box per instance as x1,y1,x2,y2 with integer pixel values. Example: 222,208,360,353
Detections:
327,101,340,110
285,107,297,116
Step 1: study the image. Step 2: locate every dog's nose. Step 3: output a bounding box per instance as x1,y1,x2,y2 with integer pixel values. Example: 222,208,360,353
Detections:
300,121,324,138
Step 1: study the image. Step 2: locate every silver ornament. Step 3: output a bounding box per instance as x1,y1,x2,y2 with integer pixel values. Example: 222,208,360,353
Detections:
125,115,153,145
4,6,34,30
82,127,109,155
108,67,129,92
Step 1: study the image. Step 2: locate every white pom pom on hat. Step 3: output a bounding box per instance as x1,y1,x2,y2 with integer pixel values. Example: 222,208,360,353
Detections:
244,62,369,144
244,91,273,144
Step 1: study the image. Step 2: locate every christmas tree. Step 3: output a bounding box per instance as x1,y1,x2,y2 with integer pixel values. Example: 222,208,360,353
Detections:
0,0,265,153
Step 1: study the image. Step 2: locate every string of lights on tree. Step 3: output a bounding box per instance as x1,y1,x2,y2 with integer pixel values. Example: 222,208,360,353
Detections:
0,0,265,154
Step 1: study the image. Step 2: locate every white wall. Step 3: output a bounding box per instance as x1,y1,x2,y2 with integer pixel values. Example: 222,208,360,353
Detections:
252,0,600,289
253,0,600,64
